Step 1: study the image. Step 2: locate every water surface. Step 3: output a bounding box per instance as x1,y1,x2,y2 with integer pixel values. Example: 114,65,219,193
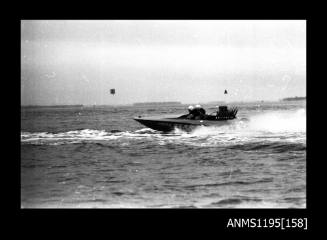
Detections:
21,101,306,208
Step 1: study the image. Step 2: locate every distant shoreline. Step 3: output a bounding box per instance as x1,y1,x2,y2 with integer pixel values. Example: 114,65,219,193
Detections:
281,97,306,101
21,98,306,108
133,101,182,106
21,105,84,108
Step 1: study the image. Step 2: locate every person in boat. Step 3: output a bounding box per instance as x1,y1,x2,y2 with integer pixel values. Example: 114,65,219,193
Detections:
180,105,206,120
185,105,196,119
178,105,195,119
193,104,206,120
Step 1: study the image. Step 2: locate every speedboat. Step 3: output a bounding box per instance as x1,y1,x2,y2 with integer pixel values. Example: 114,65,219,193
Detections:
134,106,238,132
134,116,237,132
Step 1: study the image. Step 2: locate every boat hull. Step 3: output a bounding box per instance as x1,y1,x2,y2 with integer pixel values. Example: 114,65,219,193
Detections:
133,116,235,132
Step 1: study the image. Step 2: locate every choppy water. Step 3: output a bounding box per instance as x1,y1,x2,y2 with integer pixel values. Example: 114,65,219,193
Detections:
21,101,306,208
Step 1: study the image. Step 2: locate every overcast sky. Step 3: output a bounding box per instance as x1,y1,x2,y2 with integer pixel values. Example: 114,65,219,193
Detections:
21,20,306,105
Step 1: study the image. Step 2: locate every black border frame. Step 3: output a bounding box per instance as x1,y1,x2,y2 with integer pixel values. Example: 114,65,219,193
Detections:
13,16,316,234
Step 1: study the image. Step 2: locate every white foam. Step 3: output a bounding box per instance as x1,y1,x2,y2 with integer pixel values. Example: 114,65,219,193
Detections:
248,108,306,133
169,109,306,146
21,109,306,146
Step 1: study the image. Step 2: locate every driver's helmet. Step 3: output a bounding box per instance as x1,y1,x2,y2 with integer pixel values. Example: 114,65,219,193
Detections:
195,104,202,108
188,105,194,111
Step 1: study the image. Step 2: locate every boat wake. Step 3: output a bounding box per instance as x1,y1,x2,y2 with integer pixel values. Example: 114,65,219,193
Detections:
21,109,306,147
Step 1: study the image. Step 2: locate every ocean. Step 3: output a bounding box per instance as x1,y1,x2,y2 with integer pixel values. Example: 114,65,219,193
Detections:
21,101,306,208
